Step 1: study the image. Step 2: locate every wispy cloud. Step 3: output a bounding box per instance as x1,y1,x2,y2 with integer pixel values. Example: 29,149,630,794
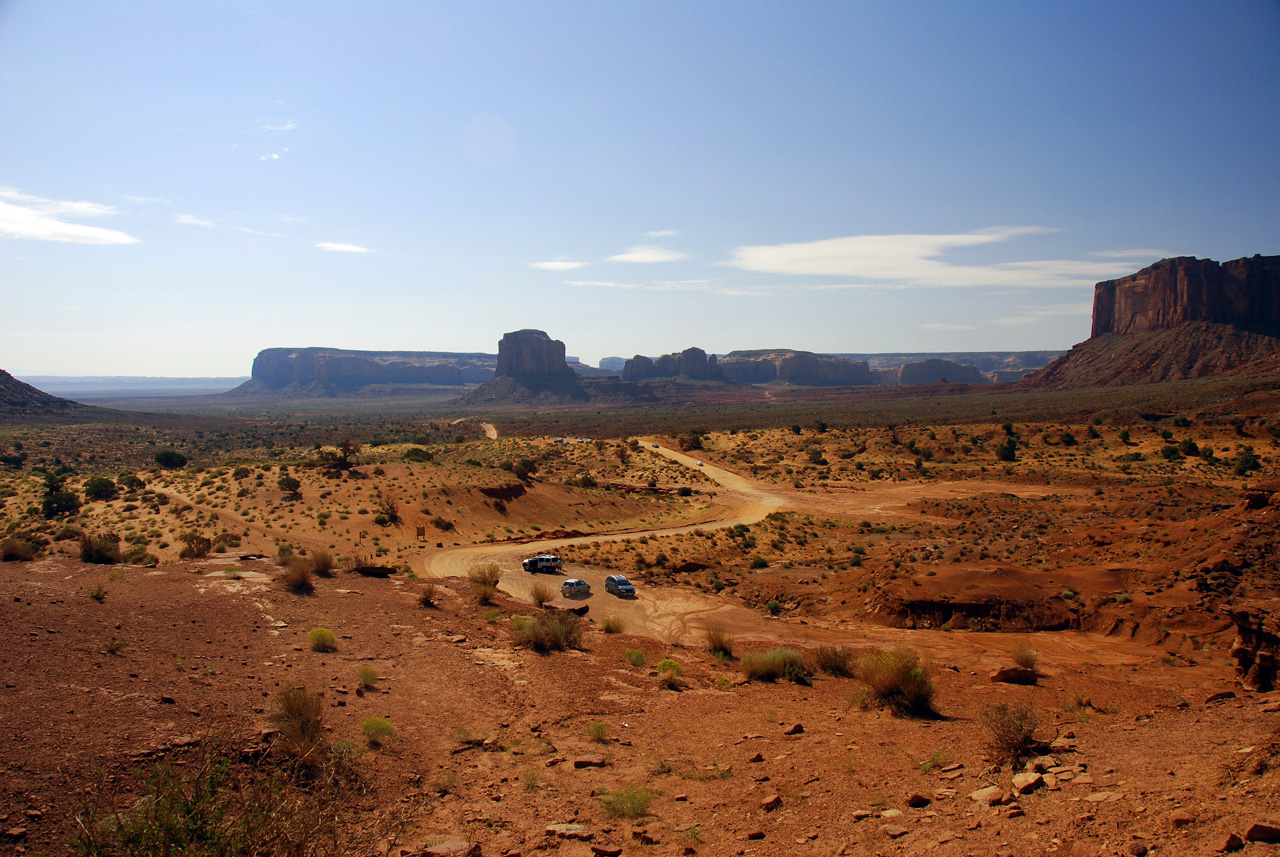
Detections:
0,187,138,245
258,119,297,132
175,213,215,228
647,229,677,237
233,226,283,237
722,226,1136,288
123,194,169,205
567,278,768,297
608,244,690,263
259,153,281,161
919,322,975,330
1092,248,1171,259
316,242,374,253
530,260,587,271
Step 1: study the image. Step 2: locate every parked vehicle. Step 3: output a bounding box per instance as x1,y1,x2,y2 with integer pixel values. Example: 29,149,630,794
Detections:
561,578,591,597
522,554,562,573
604,574,635,597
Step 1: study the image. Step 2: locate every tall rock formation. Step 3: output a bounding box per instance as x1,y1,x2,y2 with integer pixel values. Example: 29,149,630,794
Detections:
719,350,873,386
898,358,986,386
623,348,726,382
1092,255,1280,337
1025,254,1280,389
495,330,575,380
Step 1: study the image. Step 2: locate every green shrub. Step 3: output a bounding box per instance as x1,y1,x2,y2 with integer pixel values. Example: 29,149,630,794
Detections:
84,476,118,502
854,647,935,716
80,533,121,565
749,556,768,569
624,648,646,668
42,489,80,518
655,658,683,676
511,613,584,652
765,599,781,615
356,667,379,689
179,533,212,560
600,786,655,819
307,628,337,653
154,449,188,469
584,721,608,743
403,447,433,463
361,717,394,747
980,702,1038,764
740,648,806,683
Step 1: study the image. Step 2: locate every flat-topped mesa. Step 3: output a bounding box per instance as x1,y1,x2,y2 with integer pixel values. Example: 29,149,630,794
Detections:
1092,255,1280,338
898,358,986,386
495,330,575,380
719,350,873,386
622,347,726,382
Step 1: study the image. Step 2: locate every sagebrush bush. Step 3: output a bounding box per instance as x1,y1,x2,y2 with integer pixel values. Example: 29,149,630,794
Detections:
980,702,1038,764
808,645,855,677
740,648,806,683
80,533,121,565
600,615,625,634
624,648,646,668
418,581,439,607
1011,643,1039,671
529,581,555,608
854,647,935,716
584,721,608,743
361,717,394,747
307,628,337,653
511,613,584,652
600,786,655,819
311,550,335,576
705,622,734,658
0,538,36,562
655,657,684,689
356,667,379,689
282,557,314,595
270,685,327,764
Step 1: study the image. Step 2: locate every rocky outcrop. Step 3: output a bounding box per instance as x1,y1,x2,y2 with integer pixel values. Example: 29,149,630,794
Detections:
1229,607,1279,692
456,330,595,404
898,359,986,386
719,350,873,386
623,348,726,382
495,330,574,379
1092,255,1280,338
0,370,94,423
242,347,495,394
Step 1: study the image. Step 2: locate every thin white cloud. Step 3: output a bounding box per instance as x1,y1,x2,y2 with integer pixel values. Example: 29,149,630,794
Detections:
0,188,137,245
233,226,283,237
1092,248,1171,259
567,278,768,297
721,226,1137,288
175,213,215,228
123,194,169,205
647,229,677,237
260,153,281,161
920,322,975,331
608,244,690,263
530,260,587,271
316,242,374,253
259,119,297,132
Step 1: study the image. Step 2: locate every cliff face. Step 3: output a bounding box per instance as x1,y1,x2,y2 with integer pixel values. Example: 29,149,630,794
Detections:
622,348,726,382
719,350,873,386
248,348,495,392
898,358,986,386
495,330,575,379
1092,255,1280,338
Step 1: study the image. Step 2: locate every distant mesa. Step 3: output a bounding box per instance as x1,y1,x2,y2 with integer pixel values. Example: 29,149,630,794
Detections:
456,329,598,405
897,358,986,386
623,347,726,382
1025,254,1280,389
719,350,873,386
228,347,497,397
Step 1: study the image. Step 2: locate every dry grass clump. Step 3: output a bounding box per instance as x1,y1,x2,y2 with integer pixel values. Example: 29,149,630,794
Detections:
600,615,626,634
1,537,36,561
704,622,735,658
418,581,439,607
854,646,935,716
600,785,655,819
469,562,502,604
584,721,609,743
529,580,555,608
980,702,1038,765
656,657,685,689
281,556,314,595
807,645,855,677
360,717,394,747
307,627,337,653
270,685,327,765
740,647,807,683
511,613,584,652
310,550,336,576
1011,643,1039,671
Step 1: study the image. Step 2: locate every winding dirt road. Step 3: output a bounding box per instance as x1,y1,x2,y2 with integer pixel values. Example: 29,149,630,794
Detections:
420,440,1152,667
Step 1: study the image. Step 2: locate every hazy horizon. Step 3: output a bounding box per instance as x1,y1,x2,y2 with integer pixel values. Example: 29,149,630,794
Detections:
2,1,1277,375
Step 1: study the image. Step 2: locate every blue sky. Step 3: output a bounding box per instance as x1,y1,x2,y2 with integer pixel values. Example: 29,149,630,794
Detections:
2,1,1278,375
